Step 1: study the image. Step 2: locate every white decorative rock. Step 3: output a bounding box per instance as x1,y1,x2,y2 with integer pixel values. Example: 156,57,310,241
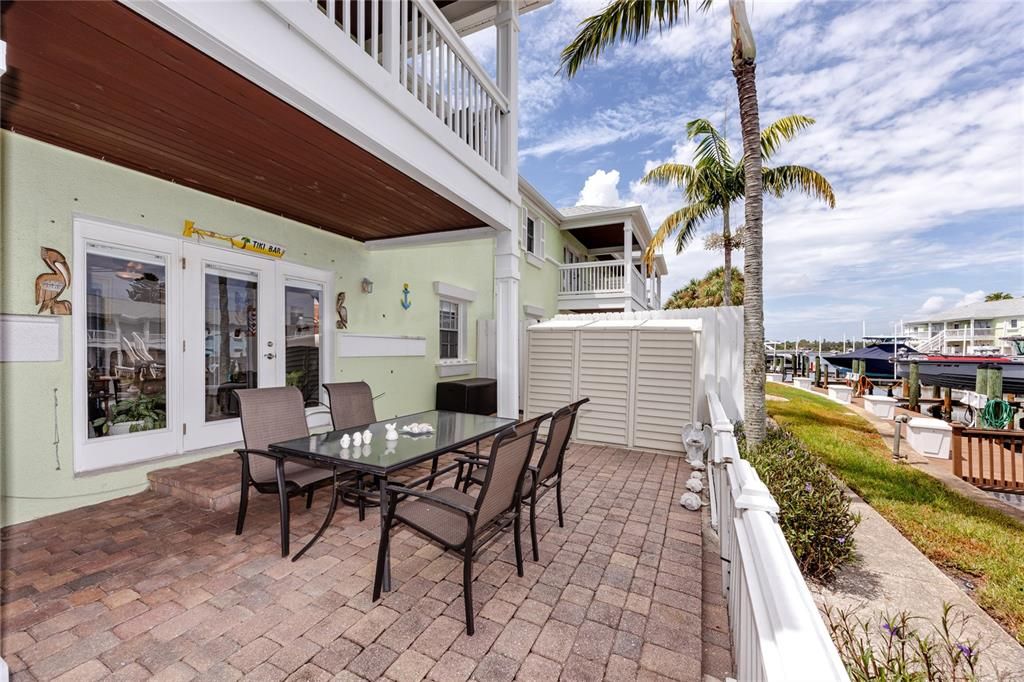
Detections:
352,431,362,447
689,471,703,481
905,417,952,459
685,478,703,493
385,423,398,441
340,433,351,448
863,395,897,420
828,385,853,404
362,429,373,444
679,493,701,511
766,373,784,383
793,377,814,391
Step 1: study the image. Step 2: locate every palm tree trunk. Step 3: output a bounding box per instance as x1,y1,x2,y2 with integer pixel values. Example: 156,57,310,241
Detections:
721,202,732,305
734,58,766,447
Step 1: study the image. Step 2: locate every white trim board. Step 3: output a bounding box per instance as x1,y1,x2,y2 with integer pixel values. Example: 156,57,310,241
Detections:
433,281,478,303
337,333,427,358
0,314,62,362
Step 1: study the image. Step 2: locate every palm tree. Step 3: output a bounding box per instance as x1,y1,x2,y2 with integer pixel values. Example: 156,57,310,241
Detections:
641,116,835,304
665,266,744,309
560,0,773,445
985,292,1014,301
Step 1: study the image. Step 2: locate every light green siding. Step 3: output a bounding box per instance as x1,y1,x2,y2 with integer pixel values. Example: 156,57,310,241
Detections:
0,132,495,525
517,198,585,320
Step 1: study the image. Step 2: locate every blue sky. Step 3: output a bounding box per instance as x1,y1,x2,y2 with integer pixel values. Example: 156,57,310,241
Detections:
467,0,1024,340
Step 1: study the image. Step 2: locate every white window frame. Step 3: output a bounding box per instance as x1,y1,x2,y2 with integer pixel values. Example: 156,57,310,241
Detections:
522,210,545,268
433,281,477,377
73,217,184,473
72,216,334,473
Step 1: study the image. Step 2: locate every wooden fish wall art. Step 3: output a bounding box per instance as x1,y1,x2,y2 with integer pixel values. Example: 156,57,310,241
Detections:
36,247,72,315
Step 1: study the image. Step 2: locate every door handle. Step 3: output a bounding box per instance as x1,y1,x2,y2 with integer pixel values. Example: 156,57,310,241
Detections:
265,353,276,360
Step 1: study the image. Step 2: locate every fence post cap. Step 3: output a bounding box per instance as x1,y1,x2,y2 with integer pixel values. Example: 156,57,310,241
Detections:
730,460,780,514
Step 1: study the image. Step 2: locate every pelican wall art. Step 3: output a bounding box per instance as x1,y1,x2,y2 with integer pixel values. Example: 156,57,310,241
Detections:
35,247,72,315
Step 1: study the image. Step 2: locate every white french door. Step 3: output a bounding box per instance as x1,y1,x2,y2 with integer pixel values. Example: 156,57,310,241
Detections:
182,245,333,451
182,243,278,450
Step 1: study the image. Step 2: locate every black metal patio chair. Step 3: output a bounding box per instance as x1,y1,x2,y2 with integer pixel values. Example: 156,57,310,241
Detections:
323,381,378,520
371,415,546,635
458,398,589,560
233,386,339,557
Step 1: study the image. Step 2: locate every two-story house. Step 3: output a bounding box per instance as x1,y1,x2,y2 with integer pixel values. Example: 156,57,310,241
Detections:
906,298,1024,355
0,0,668,524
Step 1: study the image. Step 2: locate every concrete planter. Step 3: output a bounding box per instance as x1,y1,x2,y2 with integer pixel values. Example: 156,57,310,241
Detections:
793,377,814,391
766,373,784,383
905,417,952,459
827,385,853,404
863,395,897,420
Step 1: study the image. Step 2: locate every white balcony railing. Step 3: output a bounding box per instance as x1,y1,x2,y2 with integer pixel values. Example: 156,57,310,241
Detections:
311,0,508,172
706,392,849,681
631,266,646,304
560,261,627,295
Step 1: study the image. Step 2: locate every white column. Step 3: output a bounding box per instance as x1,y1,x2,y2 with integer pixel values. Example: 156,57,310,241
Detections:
622,220,633,312
495,0,518,182
494,227,520,418
656,274,662,309
969,319,975,354
640,255,648,308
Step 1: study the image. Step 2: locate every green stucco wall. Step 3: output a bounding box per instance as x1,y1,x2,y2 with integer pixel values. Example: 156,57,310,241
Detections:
0,132,497,525
517,199,586,320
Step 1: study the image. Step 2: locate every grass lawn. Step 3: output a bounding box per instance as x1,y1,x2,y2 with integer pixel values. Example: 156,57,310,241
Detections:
766,383,1024,645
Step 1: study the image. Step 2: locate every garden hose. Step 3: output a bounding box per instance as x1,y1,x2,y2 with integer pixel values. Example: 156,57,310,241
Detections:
981,398,1013,429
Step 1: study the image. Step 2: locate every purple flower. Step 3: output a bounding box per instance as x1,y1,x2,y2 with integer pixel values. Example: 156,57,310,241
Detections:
957,643,974,658
837,536,846,544
882,622,903,638
804,483,814,493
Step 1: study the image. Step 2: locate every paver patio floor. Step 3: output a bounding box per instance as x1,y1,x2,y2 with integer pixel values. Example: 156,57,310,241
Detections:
2,443,711,681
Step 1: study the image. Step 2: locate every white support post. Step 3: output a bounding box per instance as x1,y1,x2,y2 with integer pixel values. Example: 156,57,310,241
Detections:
640,256,648,309
381,0,401,76
495,0,518,182
622,220,633,312
494,227,521,418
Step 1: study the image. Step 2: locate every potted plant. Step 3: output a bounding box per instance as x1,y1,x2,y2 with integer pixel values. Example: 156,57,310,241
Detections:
92,394,167,436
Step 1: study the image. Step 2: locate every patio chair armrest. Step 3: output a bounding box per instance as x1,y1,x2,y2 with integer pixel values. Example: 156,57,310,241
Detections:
234,447,285,461
454,456,488,467
403,462,462,489
385,485,477,516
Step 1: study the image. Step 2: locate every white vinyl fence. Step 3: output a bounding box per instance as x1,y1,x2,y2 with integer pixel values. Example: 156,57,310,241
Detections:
706,392,848,682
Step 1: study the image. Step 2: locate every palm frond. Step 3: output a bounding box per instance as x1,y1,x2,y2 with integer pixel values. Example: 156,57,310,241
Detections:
643,200,719,266
560,0,704,78
760,114,816,160
762,165,837,208
641,162,696,188
686,118,733,169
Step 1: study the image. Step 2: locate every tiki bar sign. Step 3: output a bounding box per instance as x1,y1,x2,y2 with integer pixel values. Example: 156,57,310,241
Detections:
183,220,286,258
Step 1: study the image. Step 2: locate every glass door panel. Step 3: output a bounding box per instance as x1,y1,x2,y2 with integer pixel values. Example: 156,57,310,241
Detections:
204,268,259,422
283,284,322,407
183,243,275,451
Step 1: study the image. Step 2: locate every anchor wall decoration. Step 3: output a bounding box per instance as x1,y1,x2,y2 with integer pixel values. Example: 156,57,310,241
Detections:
400,283,412,310
35,247,72,315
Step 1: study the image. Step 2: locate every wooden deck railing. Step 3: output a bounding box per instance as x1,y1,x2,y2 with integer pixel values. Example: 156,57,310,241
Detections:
951,423,1024,491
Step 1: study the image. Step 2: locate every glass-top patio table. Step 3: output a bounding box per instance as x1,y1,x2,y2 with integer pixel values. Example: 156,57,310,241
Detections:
270,410,515,590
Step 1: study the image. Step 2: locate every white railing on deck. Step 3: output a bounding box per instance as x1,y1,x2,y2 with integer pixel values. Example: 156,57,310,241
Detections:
559,261,626,295
705,391,848,682
630,266,645,304
310,0,508,172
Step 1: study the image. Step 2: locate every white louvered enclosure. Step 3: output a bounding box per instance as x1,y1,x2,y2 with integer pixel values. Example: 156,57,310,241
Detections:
524,318,701,453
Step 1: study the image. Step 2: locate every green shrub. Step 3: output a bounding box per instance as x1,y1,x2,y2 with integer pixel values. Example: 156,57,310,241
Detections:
824,603,983,681
741,427,859,581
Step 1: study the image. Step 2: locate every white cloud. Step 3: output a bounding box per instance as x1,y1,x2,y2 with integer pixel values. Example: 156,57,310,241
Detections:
957,290,986,307
576,169,623,206
917,295,947,315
